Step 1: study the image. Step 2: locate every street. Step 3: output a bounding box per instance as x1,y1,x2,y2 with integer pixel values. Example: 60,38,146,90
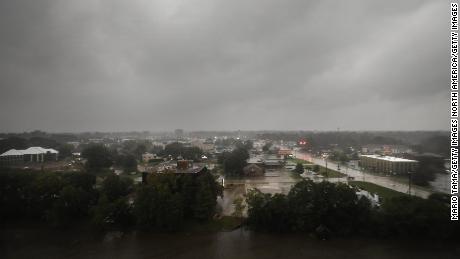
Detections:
295,151,433,198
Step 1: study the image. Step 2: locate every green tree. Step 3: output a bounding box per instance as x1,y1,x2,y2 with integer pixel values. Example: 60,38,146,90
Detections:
91,174,133,230
412,155,443,186
246,180,372,235
313,165,320,172
294,163,304,174
63,172,96,192
160,142,203,160
0,137,28,153
92,195,132,230
47,185,93,227
134,184,184,231
134,144,147,158
57,144,74,159
193,170,222,220
262,142,273,152
223,147,249,176
194,179,216,220
236,140,253,151
121,154,138,173
329,150,349,163
82,145,113,170
32,172,63,215
101,173,133,202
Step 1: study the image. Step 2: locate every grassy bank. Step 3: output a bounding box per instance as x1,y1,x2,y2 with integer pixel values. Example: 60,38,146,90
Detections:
303,164,346,178
288,158,313,165
349,181,408,200
290,157,346,178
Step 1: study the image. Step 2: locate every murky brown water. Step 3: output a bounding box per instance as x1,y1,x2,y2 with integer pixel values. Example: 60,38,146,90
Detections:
2,224,459,259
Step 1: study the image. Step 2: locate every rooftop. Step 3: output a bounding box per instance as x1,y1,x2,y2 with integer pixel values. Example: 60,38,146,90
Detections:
360,155,417,163
0,147,59,157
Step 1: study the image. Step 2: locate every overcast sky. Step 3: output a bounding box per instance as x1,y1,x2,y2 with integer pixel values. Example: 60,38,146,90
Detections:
0,0,450,132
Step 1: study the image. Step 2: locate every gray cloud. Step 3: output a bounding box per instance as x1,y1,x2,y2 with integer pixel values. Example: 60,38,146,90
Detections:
0,0,449,132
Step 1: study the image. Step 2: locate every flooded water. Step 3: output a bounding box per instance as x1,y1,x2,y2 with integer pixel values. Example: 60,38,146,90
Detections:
294,152,437,198
430,172,450,194
3,224,459,259
217,151,451,217
218,168,299,216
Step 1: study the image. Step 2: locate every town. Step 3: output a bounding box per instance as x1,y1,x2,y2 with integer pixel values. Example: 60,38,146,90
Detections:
0,1,456,258
0,130,454,236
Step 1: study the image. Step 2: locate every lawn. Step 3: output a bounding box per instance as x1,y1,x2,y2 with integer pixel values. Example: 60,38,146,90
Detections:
349,181,408,200
288,157,345,178
304,164,346,178
288,158,313,165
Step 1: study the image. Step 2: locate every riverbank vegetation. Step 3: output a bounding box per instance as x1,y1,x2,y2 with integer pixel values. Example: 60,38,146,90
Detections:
0,167,222,233
2,167,457,240
245,180,459,240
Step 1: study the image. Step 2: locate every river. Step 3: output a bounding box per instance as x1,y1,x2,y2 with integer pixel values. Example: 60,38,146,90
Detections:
3,223,459,259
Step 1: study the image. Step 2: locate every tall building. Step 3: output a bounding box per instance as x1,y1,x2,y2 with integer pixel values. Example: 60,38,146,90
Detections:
360,155,417,175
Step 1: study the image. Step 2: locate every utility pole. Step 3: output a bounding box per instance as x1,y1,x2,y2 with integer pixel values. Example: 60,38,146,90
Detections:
325,157,328,181
408,171,412,196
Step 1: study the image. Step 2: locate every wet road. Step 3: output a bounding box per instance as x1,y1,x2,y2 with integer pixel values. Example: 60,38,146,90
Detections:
295,151,433,198
217,184,247,216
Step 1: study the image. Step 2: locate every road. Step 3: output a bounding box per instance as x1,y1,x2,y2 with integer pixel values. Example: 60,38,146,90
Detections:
294,151,432,198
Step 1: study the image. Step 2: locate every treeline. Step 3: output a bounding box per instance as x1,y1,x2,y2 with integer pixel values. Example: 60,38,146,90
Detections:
136,171,222,231
0,136,74,157
0,168,222,232
80,142,206,173
257,131,449,154
246,180,459,240
410,155,446,186
0,130,78,145
217,141,253,176
158,142,203,161
0,169,99,226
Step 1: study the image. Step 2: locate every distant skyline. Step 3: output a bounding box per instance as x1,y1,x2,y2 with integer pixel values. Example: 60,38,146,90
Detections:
0,129,450,135
0,0,449,132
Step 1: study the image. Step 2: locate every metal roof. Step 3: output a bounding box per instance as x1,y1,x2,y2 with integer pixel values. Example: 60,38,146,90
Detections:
0,147,59,157
360,155,417,163
0,149,25,156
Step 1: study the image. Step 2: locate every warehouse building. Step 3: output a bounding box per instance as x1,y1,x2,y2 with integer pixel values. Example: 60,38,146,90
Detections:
360,155,418,175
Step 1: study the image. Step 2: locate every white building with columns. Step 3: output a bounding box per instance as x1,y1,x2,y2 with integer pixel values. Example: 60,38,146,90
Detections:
0,147,59,165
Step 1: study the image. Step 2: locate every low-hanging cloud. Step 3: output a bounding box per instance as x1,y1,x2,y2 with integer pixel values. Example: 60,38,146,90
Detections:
0,0,449,132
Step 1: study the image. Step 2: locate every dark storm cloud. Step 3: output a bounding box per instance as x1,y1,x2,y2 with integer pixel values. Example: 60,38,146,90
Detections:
0,0,449,132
